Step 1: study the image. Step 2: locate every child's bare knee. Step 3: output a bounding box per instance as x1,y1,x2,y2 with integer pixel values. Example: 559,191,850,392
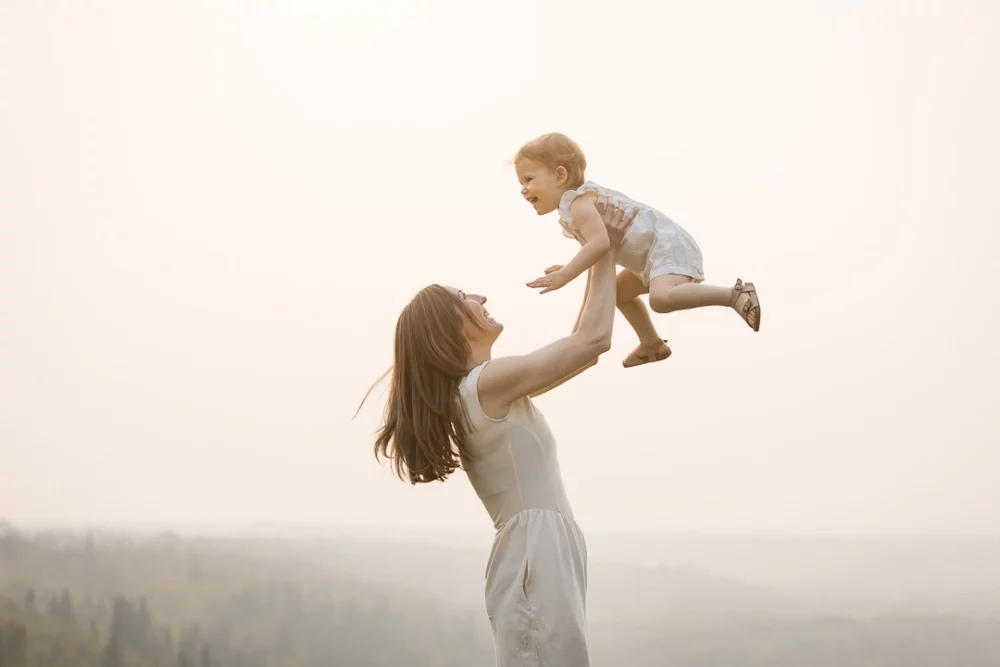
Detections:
649,293,673,313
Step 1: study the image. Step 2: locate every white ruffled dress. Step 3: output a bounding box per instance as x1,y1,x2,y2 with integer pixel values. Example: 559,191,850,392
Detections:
559,180,705,286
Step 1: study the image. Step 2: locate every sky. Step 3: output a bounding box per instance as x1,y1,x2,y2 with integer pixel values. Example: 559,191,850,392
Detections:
2,0,998,538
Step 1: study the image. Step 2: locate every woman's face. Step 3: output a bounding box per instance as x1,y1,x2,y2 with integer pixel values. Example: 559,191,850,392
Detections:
446,286,503,344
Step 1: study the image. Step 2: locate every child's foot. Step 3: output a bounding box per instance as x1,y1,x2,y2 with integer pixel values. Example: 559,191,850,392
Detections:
623,339,672,368
730,279,761,331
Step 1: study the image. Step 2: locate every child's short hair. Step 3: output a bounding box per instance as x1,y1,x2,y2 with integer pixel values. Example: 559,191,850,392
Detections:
514,133,587,189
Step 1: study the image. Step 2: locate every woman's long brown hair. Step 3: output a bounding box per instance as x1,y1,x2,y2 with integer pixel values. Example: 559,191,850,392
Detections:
356,285,484,484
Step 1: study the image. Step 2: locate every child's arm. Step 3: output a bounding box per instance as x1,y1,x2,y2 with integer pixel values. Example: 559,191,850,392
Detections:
526,193,612,294
561,197,612,282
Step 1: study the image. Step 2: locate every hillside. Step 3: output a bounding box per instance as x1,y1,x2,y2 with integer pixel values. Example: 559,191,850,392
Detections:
3,525,1000,666
0,528,493,666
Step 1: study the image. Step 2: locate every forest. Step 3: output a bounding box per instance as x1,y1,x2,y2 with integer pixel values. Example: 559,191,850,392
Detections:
2,524,1000,666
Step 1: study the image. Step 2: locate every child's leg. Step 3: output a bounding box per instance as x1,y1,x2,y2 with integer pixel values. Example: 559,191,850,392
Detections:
648,274,729,312
649,274,761,330
616,270,671,368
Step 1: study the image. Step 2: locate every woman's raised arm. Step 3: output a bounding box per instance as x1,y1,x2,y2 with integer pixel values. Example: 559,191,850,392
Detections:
476,196,637,417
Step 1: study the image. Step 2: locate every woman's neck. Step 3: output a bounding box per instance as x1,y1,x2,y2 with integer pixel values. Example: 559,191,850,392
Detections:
466,340,492,371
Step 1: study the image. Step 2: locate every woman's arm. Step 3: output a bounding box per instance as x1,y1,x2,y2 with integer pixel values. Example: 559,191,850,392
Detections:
528,197,634,398
572,268,593,333
529,268,596,398
479,198,636,416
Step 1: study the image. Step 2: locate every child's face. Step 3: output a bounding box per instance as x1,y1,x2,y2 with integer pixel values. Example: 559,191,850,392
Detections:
515,158,567,216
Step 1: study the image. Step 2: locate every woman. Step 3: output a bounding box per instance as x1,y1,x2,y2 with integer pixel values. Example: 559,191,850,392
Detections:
362,195,636,665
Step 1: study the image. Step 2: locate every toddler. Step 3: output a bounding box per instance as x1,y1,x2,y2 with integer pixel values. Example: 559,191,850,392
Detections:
516,132,760,367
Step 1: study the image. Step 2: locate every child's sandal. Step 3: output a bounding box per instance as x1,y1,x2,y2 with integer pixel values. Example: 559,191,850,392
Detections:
730,279,761,332
622,339,672,368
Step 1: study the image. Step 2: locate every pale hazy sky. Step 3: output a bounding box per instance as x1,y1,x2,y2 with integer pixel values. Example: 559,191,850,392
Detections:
2,0,998,538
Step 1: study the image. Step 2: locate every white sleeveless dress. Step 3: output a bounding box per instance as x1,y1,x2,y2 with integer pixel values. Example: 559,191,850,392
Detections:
459,361,591,667
559,180,705,286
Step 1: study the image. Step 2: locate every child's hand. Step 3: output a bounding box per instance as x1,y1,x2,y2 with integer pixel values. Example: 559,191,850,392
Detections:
526,267,570,294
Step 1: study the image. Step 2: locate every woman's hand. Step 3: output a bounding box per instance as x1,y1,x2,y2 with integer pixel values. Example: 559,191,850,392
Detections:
596,194,637,248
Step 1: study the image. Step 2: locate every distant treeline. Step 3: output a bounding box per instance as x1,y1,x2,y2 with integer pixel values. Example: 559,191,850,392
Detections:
2,527,999,666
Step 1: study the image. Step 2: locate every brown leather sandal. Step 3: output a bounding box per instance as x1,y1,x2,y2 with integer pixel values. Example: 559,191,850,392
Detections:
730,279,760,331
622,339,672,368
